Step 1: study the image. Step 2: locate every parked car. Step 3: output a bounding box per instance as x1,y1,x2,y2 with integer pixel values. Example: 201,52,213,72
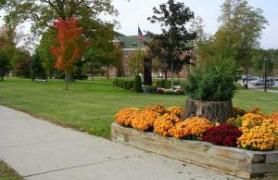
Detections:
252,77,274,87
241,75,257,81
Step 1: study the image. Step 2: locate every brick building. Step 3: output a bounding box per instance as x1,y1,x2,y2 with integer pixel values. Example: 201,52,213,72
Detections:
112,32,192,78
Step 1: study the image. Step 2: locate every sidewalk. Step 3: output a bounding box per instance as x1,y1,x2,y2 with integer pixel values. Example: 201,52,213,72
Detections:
0,106,239,180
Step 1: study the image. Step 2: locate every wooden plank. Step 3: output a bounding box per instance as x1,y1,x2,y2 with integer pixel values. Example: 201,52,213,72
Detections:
111,122,278,179
266,151,278,163
251,163,278,174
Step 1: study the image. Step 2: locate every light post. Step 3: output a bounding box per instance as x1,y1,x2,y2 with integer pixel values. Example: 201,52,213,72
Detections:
264,58,267,92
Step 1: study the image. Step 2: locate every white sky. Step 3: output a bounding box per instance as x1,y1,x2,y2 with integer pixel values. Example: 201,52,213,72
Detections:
0,0,277,49
110,0,278,49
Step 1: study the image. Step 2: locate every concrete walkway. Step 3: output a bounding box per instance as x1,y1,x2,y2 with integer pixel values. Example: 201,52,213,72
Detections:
0,106,239,180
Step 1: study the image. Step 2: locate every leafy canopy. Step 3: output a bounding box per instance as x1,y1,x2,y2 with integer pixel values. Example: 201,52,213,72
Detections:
50,17,85,71
0,50,10,80
184,59,239,101
197,0,267,72
147,0,196,82
0,0,116,35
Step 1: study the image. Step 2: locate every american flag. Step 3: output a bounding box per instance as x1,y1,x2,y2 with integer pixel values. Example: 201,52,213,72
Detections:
137,26,144,42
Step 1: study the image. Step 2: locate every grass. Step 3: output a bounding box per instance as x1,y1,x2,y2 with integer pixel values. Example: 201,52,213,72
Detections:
0,160,23,180
0,78,277,138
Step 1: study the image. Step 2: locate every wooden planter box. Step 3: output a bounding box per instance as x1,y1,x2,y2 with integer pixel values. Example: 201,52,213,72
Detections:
111,122,278,179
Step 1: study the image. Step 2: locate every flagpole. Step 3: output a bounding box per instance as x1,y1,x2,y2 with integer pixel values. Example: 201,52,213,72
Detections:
138,25,144,75
138,25,142,51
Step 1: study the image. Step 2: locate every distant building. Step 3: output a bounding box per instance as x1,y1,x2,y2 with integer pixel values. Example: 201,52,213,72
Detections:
113,32,146,76
112,32,192,78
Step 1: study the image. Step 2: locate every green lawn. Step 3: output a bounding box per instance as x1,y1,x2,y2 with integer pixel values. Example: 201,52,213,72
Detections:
0,160,22,180
0,78,277,138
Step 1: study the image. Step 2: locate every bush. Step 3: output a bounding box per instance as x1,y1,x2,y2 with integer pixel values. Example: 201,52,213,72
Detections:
123,81,134,90
143,85,157,93
31,54,47,80
155,79,175,88
0,50,10,80
113,79,124,88
156,79,169,88
113,78,136,91
134,74,143,93
74,74,88,80
184,59,238,101
202,124,242,147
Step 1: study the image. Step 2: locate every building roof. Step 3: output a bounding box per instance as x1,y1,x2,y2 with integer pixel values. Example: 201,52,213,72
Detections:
114,32,144,49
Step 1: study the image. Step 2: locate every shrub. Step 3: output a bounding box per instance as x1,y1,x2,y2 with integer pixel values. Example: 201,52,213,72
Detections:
134,74,143,92
184,59,238,101
123,80,134,90
0,50,10,80
113,78,124,88
143,85,157,93
202,124,242,147
113,79,133,90
172,117,213,139
155,79,171,88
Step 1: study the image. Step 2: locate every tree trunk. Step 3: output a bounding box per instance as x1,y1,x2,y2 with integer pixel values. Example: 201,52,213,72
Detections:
184,98,233,123
171,61,174,90
106,66,110,79
143,58,152,85
164,70,168,80
244,70,249,89
65,69,69,90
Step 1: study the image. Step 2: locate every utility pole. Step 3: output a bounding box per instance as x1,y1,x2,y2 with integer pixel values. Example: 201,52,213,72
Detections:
264,58,267,92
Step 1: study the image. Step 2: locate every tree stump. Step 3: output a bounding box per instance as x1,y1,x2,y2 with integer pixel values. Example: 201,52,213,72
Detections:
184,98,233,123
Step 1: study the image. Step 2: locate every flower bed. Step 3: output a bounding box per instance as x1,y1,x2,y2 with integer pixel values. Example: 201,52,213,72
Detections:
112,105,278,178
114,105,278,151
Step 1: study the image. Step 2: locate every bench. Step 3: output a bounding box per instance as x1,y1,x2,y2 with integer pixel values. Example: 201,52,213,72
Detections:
35,79,48,83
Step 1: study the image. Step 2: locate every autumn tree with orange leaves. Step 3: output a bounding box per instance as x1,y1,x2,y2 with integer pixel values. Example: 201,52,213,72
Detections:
51,17,86,90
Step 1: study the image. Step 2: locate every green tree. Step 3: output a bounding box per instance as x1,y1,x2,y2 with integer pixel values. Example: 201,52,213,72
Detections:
31,52,47,80
252,49,276,76
1,1,118,81
144,35,168,79
0,25,18,70
266,49,278,76
84,25,121,78
0,0,116,35
217,0,266,76
12,49,32,78
0,50,10,80
134,74,143,93
128,50,145,75
189,16,212,67
148,0,196,89
37,29,57,78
